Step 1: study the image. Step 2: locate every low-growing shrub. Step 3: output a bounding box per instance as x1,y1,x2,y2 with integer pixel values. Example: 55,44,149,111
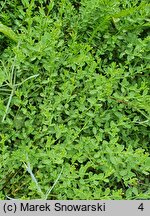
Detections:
0,0,149,199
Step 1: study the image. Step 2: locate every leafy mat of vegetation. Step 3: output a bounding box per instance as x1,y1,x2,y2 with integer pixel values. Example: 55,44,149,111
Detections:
0,0,150,200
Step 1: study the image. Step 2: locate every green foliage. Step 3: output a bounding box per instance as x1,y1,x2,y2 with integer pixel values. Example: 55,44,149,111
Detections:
0,22,18,42
0,0,150,200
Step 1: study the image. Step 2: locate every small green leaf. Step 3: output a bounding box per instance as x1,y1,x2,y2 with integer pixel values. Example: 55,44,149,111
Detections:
0,22,18,42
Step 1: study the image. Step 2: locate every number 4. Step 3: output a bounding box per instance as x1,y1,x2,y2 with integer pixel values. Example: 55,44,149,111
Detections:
138,203,144,211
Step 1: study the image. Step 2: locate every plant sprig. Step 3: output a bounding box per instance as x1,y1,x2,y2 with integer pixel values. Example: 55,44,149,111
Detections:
0,22,18,42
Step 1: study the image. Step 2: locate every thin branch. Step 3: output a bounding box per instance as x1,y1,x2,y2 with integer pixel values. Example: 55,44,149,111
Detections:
23,161,44,198
45,166,63,199
15,74,39,87
1,88,14,122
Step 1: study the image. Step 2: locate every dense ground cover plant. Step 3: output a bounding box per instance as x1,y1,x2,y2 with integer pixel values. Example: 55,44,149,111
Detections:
0,0,150,199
